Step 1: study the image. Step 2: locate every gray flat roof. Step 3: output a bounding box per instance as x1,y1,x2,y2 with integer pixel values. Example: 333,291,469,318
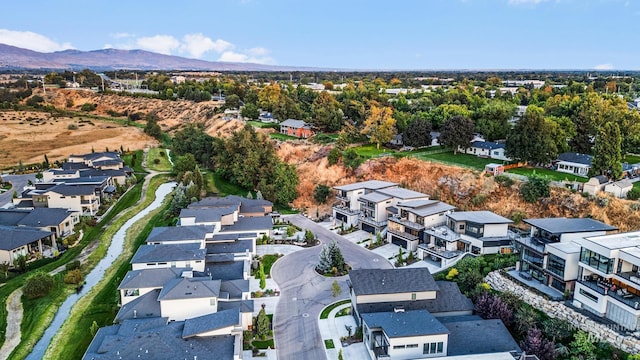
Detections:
362,310,449,338
182,308,240,338
444,318,521,356
349,268,439,295
401,201,456,217
206,261,245,281
157,278,221,301
146,225,213,243
524,218,616,234
448,211,513,224
131,243,206,264
358,192,392,203
583,231,640,250
220,279,250,299
376,187,428,200
334,180,397,192
546,241,581,254
179,206,236,223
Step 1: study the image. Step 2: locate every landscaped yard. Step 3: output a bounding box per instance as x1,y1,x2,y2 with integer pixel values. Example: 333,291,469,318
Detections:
624,154,640,164
352,144,398,158
506,167,589,183
412,151,499,171
146,148,172,172
269,133,298,141
205,170,249,197
252,338,275,349
324,339,335,349
320,299,351,319
247,121,277,129
260,254,281,276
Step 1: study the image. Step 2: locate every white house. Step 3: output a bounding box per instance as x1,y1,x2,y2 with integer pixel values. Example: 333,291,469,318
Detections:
386,199,456,251
333,180,398,228
461,141,510,161
556,152,592,177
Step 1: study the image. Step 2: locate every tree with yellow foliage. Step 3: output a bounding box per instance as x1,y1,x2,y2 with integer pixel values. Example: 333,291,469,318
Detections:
362,105,396,150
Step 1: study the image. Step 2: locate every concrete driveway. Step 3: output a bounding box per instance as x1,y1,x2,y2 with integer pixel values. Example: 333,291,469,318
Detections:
0,173,37,208
271,215,393,360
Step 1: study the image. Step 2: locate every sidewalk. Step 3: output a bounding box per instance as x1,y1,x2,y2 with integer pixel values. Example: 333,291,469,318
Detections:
318,301,368,360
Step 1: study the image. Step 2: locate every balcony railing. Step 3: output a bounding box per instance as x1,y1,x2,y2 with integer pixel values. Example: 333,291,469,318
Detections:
418,243,463,260
359,216,388,227
332,205,360,216
388,229,419,241
388,216,424,231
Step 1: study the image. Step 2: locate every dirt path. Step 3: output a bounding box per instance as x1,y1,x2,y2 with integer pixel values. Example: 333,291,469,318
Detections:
0,288,23,360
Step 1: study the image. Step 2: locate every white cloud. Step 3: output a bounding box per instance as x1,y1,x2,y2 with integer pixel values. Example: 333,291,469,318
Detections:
0,29,73,52
508,0,549,4
219,50,275,65
594,63,614,70
111,32,135,39
181,33,233,58
135,35,181,55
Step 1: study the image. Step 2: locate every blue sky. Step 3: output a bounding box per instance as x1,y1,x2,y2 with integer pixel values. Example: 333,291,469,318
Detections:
0,0,638,70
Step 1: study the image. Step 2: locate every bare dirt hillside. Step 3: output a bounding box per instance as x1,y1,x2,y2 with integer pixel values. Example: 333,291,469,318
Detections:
281,143,640,232
0,110,155,168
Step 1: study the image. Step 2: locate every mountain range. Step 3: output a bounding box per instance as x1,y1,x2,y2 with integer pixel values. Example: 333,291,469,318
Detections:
0,43,326,72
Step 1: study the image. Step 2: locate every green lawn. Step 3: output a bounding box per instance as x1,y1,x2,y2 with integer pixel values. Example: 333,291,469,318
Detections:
205,170,250,197
324,339,335,349
634,181,640,190
412,151,499,170
269,133,298,141
506,167,589,183
252,338,275,349
624,154,640,164
320,299,351,319
352,144,397,158
247,121,277,129
260,254,280,276
146,148,172,172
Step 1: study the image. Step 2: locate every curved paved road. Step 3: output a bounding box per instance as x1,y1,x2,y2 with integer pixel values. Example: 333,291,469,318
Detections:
0,173,37,207
271,215,393,360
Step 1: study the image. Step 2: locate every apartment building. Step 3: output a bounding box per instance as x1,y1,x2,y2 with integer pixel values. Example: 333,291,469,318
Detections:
386,200,456,251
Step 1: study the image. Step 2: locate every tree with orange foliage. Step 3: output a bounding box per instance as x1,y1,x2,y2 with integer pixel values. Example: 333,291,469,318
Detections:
362,105,396,150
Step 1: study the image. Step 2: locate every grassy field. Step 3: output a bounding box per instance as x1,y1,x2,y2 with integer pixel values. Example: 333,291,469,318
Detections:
412,151,498,170
205,170,249,197
506,167,589,183
43,176,172,360
146,148,172,172
247,121,277,129
352,144,397,158
252,338,275,349
269,133,298,141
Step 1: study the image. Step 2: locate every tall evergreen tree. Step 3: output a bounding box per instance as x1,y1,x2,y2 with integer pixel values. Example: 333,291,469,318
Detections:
506,106,558,164
439,115,474,154
590,121,622,179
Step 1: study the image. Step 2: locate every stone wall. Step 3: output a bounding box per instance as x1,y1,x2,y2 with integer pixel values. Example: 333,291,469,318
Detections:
485,271,640,354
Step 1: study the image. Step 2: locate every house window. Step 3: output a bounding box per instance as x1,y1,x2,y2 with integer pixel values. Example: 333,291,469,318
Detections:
579,288,599,302
210,299,216,306
406,344,418,348
437,342,443,353
411,293,416,300
580,248,613,274
393,345,406,349
170,262,176,267
424,342,442,354
547,254,566,278
458,224,465,231
185,261,191,268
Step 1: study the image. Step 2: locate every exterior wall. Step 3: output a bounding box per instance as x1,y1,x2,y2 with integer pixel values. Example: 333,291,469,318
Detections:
356,291,437,304
557,162,590,176
483,223,508,237
560,231,608,243
583,179,606,196
120,287,158,305
546,247,580,281
604,185,632,199
46,193,83,213
160,297,217,321
0,250,12,267
387,334,448,359
190,325,236,337
573,282,607,315
221,213,236,225
131,259,205,272
490,148,510,161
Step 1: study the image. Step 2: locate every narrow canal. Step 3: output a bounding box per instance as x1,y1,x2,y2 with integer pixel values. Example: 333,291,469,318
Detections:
26,181,176,359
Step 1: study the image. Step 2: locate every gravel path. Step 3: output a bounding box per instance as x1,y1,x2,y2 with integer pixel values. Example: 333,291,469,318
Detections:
0,289,23,360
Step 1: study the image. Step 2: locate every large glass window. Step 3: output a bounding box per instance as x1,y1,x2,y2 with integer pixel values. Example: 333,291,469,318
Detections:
580,248,613,274
465,221,484,238
522,249,544,268
547,254,566,278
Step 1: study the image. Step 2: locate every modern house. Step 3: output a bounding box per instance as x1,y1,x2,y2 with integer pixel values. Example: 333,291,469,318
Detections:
68,151,124,170
515,218,617,294
460,141,510,161
386,200,456,251
348,268,521,360
34,184,101,215
555,152,592,177
358,187,430,234
279,119,313,138
333,180,398,228
0,208,79,240
417,211,514,267
572,231,640,331
0,226,55,267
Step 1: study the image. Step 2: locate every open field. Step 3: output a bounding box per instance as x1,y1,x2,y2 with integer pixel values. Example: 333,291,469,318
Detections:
506,167,589,183
0,111,156,168
146,148,172,172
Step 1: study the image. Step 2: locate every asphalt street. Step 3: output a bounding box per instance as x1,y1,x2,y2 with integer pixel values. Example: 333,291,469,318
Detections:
0,173,37,208
271,215,393,360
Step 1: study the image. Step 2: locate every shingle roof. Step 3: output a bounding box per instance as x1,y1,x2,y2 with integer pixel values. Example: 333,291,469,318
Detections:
349,268,439,295
558,152,593,166
57,176,109,185
524,218,617,234
334,180,398,192
179,207,236,223
398,200,456,217
443,318,521,356
182,308,240,338
206,239,254,255
62,162,90,170
131,243,206,264
609,179,633,189
280,119,308,128
469,141,505,150
16,208,75,227
115,289,162,321
46,184,96,196
218,299,254,313
73,151,121,161
0,226,53,251
118,267,185,289
447,211,513,224
361,310,449,338
0,209,30,226
146,225,213,243
206,261,245,281
220,279,249,299
219,216,272,232
157,278,220,301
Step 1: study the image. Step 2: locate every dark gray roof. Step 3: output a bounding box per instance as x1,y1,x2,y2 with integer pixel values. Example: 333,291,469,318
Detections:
524,218,617,234
206,239,254,255
131,243,206,264
83,318,236,360
0,225,53,251
0,209,30,226
444,318,521,356
46,184,96,196
591,175,609,184
206,261,245,281
146,225,213,243
349,268,439,296
62,162,90,170
13,199,34,209
361,310,449,338
157,278,220,301
115,289,162,321
57,176,109,185
118,267,186,290
73,151,121,161
219,216,272,233
358,192,392,203
189,196,241,209
448,211,513,224
211,232,258,241
49,169,79,175
355,281,474,316
334,180,398,192
79,168,127,178
280,118,308,128
92,159,123,167
398,200,456,217
182,308,240,338
220,279,249,299
180,207,237,223
558,152,593,166
376,187,428,200
17,208,75,227
218,299,254,313
469,141,505,150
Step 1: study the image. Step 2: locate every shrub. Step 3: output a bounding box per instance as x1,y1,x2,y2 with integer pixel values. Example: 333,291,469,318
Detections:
153,158,161,165
471,194,487,206
627,187,640,200
510,211,526,224
596,197,609,207
80,103,96,112
67,123,78,130
23,271,56,299
475,292,513,326
520,175,550,203
494,175,514,187
64,269,84,284
65,260,81,271
445,268,459,280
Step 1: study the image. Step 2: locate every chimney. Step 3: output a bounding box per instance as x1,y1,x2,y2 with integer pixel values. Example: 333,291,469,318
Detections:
133,310,137,318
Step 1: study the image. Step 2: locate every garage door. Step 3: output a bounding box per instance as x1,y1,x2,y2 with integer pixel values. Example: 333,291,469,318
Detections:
391,236,407,249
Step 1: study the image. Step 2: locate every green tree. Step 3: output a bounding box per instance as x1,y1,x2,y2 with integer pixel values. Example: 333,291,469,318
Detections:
514,305,539,335
241,103,260,120
439,115,474,154
63,269,84,284
590,121,622,179
331,280,342,298
259,263,266,290
90,321,100,336
362,105,396,149
0,262,9,279
473,100,515,141
256,307,270,340
569,330,596,360
23,271,56,299
172,124,215,166
402,118,432,148
225,94,241,109
327,148,341,165
314,184,331,204
506,106,558,164
144,112,162,140
172,153,198,184
427,103,472,130
520,175,550,203
271,162,299,205
312,91,344,132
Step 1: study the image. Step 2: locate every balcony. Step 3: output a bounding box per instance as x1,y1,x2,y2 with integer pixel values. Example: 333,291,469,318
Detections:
359,216,388,228
424,226,460,243
388,229,419,242
333,204,360,216
336,194,349,202
81,198,98,205
418,243,463,260
514,236,547,254
388,216,424,231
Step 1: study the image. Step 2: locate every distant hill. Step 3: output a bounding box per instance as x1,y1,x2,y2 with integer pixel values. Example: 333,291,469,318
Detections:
0,43,324,71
